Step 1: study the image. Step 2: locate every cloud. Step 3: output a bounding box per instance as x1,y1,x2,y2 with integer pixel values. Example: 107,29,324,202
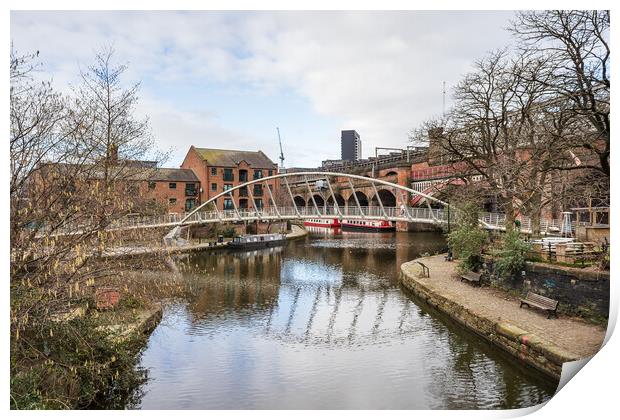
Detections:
11,11,515,167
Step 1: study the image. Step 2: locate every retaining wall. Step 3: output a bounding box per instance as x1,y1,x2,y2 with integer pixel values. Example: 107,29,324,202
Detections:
400,260,578,381
484,258,609,321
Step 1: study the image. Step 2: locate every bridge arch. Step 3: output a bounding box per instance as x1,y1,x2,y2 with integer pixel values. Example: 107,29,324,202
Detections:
371,189,397,208
293,196,306,208
312,194,325,208
161,171,450,245
326,193,345,207
347,191,369,208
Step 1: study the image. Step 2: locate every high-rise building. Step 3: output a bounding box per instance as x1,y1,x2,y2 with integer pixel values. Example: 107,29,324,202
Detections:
341,130,362,161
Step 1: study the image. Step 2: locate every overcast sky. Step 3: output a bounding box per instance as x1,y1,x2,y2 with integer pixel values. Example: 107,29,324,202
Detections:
11,11,515,168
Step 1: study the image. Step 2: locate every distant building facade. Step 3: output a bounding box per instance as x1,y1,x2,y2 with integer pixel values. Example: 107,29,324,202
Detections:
321,159,347,169
32,159,200,216
181,147,278,211
143,168,200,214
341,130,362,161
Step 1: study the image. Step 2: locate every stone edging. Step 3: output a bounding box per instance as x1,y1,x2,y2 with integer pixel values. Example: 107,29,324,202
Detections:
400,259,580,381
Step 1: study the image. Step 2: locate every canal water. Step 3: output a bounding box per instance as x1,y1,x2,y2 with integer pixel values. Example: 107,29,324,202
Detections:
135,230,558,409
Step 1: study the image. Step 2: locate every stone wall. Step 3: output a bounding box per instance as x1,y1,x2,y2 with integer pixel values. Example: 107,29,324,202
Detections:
400,259,572,381
484,258,609,320
575,225,610,243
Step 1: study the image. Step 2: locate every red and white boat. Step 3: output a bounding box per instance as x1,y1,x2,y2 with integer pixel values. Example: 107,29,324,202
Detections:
341,219,395,232
303,218,341,228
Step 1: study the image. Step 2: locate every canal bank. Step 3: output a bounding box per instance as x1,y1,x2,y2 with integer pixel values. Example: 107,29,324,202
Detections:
400,255,606,381
104,224,309,259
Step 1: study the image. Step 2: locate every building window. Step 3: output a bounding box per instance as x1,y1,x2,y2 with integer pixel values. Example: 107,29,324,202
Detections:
253,185,263,196
253,169,263,180
211,183,217,191
224,198,234,210
223,168,234,182
211,167,217,176
223,184,233,192
254,198,263,209
185,198,196,211
239,170,248,182
239,186,248,197
268,170,273,176
169,198,177,205
169,182,177,189
185,183,196,196
148,181,156,189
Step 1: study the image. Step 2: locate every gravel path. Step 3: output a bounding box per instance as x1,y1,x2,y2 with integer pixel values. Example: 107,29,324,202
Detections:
413,255,606,359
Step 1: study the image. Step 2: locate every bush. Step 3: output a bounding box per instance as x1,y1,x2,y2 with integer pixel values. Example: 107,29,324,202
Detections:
494,230,531,278
447,203,488,272
10,317,147,409
221,227,236,238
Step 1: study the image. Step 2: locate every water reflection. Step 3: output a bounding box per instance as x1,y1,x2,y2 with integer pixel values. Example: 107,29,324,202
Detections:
136,231,556,409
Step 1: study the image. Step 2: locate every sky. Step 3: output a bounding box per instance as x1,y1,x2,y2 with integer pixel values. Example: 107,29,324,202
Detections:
10,11,515,168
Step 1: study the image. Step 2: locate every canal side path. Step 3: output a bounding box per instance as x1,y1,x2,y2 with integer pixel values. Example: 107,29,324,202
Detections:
400,255,606,381
101,224,309,259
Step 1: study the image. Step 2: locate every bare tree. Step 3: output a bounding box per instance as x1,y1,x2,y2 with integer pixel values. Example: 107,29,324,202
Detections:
417,49,582,233
10,48,168,408
70,47,167,251
510,10,610,177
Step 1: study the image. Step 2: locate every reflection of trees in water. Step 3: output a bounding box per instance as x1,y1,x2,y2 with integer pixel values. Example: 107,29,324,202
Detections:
171,232,447,345
158,233,553,409
175,247,284,322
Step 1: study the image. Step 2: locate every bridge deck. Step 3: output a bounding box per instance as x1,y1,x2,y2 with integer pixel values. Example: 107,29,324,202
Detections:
41,205,571,238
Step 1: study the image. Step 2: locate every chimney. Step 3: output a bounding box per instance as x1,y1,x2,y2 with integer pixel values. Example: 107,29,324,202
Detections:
427,127,444,165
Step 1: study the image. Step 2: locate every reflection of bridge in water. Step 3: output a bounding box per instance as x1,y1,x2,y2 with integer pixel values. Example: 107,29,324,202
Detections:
173,237,444,347
263,283,424,347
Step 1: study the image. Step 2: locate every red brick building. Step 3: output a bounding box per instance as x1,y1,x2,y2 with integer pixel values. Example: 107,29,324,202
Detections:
143,168,200,214
31,161,201,216
181,147,278,211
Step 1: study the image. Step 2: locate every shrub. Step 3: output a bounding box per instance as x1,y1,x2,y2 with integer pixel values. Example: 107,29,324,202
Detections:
494,230,531,278
221,227,236,238
10,317,147,409
446,203,488,272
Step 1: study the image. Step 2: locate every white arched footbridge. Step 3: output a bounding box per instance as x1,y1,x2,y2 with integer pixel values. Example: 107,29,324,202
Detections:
43,172,567,239
163,171,452,245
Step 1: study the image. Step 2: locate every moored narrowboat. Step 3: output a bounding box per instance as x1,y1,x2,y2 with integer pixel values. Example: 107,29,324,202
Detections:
341,219,395,232
229,233,287,249
303,218,341,228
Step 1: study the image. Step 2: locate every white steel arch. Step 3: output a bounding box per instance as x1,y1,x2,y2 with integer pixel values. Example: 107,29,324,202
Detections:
181,171,448,224
163,171,451,244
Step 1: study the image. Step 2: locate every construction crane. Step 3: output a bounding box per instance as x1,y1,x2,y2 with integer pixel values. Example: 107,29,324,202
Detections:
276,127,285,173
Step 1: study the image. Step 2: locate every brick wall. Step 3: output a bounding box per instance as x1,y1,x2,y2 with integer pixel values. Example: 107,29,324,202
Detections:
141,180,200,214
484,258,609,321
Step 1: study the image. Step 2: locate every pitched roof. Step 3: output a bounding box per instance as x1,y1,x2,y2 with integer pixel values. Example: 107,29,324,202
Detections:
36,162,199,183
193,147,276,168
148,168,200,183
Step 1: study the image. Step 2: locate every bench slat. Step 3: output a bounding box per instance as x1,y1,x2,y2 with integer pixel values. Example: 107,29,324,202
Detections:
520,291,559,318
460,271,482,287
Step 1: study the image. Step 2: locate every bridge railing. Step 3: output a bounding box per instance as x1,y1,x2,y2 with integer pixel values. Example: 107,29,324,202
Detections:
42,205,574,237
480,212,571,234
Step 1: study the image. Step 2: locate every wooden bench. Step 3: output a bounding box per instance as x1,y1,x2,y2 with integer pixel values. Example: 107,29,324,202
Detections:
519,291,559,319
460,271,482,286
